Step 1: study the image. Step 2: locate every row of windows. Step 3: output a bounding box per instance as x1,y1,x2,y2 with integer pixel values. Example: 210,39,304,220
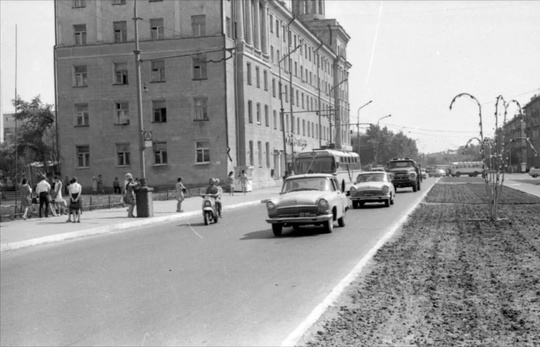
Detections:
74,140,210,168
72,98,208,127
72,15,206,45
72,56,207,87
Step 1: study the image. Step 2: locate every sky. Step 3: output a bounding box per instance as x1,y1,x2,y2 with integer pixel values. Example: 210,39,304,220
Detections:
1,0,539,153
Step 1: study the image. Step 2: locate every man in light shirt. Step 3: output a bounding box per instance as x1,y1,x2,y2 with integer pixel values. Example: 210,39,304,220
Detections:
36,175,51,218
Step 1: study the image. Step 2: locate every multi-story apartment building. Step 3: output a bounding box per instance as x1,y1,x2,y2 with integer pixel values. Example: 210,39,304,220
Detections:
54,0,351,189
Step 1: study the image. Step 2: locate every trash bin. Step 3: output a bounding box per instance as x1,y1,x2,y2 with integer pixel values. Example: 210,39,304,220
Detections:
136,179,154,218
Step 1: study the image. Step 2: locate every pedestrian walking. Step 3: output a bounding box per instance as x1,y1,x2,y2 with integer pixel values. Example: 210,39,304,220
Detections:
113,177,121,194
19,178,32,220
175,177,186,212
97,174,105,194
36,175,51,218
91,176,98,195
123,173,138,218
67,177,82,223
215,178,223,217
238,170,248,195
227,171,234,196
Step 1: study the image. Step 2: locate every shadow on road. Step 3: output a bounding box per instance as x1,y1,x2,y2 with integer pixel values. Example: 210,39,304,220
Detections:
241,226,328,240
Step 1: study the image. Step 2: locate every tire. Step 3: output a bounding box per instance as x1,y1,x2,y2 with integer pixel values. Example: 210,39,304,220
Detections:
456,172,461,177
204,211,210,225
338,213,346,227
533,174,539,178
390,195,394,205
272,224,283,237
384,198,390,207
323,219,334,233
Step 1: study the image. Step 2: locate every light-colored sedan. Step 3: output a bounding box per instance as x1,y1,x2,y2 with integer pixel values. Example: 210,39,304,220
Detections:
349,172,396,208
529,167,540,178
265,174,349,236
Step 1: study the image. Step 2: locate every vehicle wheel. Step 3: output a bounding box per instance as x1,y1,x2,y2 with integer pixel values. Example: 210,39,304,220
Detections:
338,214,345,227
533,174,539,178
456,172,461,177
412,184,417,192
385,198,390,207
323,219,334,233
390,195,395,205
272,224,283,237
204,211,210,225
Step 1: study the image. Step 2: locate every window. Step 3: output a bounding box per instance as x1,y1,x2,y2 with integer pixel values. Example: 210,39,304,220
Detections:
273,110,277,130
73,0,86,8
150,18,164,40
249,141,254,166
269,15,273,33
266,142,270,167
256,103,261,124
263,70,268,91
226,17,232,38
272,78,276,98
113,21,127,42
76,145,90,167
264,105,269,127
276,19,279,37
302,119,306,136
151,60,165,82
114,62,128,85
112,0,126,4
256,66,260,88
115,102,130,124
196,141,210,163
257,141,262,167
73,65,87,87
193,54,207,79
192,15,206,37
246,62,252,85
152,100,167,123
248,100,253,123
194,98,208,120
270,46,274,64
75,104,89,126
74,24,87,45
153,142,168,165
116,143,130,166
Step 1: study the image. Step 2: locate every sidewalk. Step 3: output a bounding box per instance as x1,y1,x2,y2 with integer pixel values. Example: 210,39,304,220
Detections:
0,187,281,253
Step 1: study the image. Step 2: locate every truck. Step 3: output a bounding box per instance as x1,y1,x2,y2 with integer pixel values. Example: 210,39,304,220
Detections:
386,157,422,192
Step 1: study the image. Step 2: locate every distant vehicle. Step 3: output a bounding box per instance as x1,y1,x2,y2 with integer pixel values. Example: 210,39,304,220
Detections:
529,167,540,178
294,148,361,195
386,157,422,192
421,169,427,179
349,172,395,208
370,167,386,172
450,161,484,177
265,174,349,236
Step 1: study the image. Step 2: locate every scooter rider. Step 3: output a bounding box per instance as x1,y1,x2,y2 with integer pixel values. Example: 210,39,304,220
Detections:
205,178,218,195
215,179,223,218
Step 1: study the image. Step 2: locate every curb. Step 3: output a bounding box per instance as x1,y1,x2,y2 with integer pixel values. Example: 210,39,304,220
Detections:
1,200,261,253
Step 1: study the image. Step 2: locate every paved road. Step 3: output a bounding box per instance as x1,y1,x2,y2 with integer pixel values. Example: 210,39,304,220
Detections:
1,179,436,346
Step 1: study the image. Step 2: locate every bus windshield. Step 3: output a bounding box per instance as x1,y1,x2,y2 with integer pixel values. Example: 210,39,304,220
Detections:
295,157,335,174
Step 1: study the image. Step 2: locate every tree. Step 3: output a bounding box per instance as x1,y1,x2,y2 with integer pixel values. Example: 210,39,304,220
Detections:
3,96,57,183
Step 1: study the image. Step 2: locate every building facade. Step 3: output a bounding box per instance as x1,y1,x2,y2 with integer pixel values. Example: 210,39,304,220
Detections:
54,0,351,189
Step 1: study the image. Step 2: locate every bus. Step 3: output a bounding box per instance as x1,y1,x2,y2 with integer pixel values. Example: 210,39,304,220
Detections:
450,161,485,177
294,149,361,194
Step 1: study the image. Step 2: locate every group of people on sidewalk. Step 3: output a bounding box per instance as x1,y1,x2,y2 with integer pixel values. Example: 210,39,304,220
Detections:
18,175,82,223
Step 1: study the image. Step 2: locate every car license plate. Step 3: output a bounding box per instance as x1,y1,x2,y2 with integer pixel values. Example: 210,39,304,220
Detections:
300,212,314,217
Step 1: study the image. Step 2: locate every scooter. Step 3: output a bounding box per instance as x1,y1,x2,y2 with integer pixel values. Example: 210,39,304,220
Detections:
201,194,219,225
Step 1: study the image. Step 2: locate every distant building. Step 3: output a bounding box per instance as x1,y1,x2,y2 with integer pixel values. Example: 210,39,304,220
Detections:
54,0,351,189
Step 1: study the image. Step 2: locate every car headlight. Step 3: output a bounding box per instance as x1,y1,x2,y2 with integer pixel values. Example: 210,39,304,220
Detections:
382,185,389,194
318,198,329,213
409,172,417,179
350,186,356,194
266,201,276,210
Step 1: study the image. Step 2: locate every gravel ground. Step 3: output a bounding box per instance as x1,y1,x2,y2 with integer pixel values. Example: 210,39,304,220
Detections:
300,178,540,346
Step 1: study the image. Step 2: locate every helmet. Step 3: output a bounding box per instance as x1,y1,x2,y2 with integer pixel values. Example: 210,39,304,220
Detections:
208,178,215,185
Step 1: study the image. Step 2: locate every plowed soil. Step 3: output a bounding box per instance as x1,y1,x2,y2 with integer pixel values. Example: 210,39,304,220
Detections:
301,178,540,346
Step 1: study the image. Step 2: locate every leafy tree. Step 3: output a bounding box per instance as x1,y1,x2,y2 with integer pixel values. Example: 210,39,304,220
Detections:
364,125,420,164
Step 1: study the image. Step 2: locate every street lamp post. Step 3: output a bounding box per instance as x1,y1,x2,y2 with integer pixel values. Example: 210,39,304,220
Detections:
375,114,392,164
356,100,373,154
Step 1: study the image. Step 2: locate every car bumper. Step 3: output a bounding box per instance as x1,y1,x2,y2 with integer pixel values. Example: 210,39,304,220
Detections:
266,213,333,225
350,193,391,202
392,180,415,187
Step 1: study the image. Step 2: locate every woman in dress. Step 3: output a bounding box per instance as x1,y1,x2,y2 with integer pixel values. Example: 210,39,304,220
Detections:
123,173,137,218
19,178,32,220
53,175,67,215
67,177,82,223
238,170,248,195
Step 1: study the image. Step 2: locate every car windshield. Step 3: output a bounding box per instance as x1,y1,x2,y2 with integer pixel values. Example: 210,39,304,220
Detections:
356,173,386,183
387,161,413,169
282,177,331,193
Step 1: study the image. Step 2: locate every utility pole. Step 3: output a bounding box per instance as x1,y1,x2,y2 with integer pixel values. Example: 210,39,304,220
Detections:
356,100,373,155
133,1,146,184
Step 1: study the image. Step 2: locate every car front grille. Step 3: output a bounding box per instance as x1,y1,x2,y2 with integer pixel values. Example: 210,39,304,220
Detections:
394,173,410,180
354,190,383,197
276,205,319,217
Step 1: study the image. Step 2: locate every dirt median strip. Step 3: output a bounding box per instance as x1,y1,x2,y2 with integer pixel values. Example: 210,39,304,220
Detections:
301,181,540,346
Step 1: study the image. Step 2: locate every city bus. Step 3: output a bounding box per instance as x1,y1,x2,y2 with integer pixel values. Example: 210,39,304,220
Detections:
450,161,485,177
294,149,361,194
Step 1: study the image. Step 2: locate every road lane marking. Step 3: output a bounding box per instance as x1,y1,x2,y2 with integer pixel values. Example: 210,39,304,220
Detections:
281,183,435,347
